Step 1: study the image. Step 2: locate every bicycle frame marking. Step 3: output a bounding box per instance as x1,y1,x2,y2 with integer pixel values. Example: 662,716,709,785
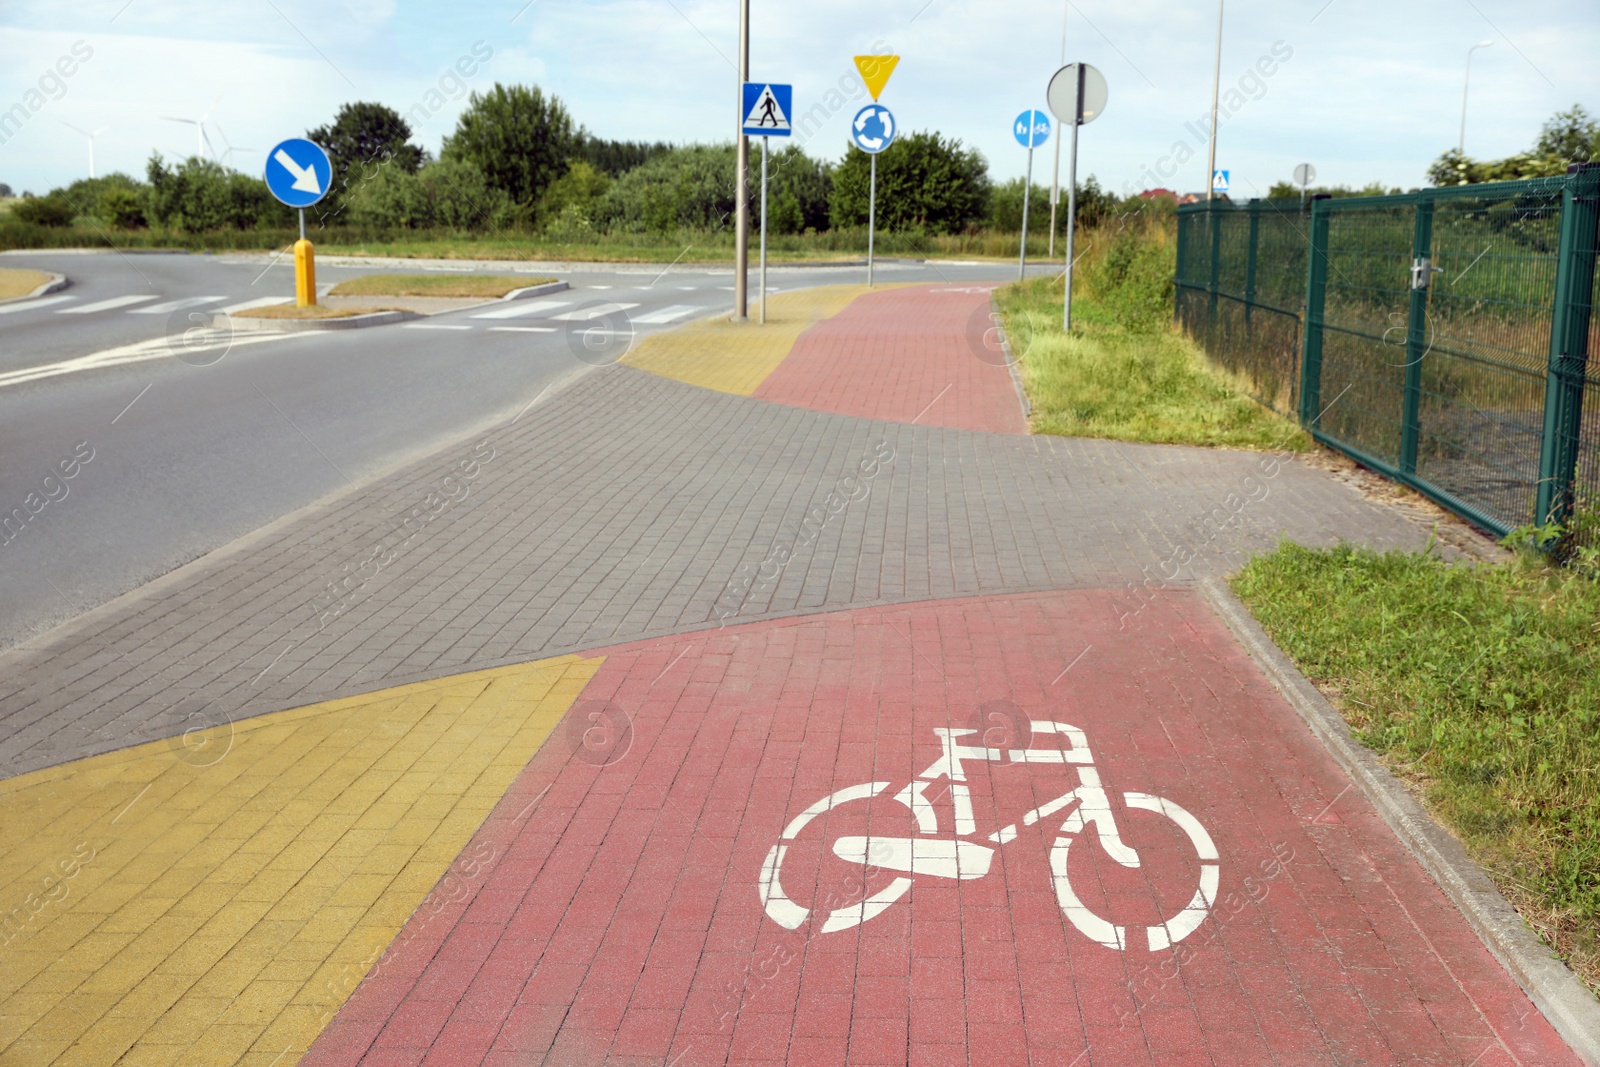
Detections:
757,720,1221,951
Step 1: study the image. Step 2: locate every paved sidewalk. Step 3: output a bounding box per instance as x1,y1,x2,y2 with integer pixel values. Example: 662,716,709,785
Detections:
1,282,1571,1066
753,287,1027,434
301,592,1575,1067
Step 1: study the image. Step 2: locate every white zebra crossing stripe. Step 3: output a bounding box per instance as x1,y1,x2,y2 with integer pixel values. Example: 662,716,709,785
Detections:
470,300,572,320
129,296,226,315
632,305,702,325
547,303,639,321
57,295,159,314
0,295,76,315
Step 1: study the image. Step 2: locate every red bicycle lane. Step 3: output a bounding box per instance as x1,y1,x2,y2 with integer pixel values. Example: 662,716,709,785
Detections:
303,589,1579,1067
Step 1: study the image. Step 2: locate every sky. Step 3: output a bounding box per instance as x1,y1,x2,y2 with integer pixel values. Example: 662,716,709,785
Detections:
1,0,1597,201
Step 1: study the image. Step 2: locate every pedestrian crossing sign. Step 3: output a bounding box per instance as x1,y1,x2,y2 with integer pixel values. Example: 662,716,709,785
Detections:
741,83,793,137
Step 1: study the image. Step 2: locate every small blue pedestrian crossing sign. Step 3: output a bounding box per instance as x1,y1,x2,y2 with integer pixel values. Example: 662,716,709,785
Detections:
1014,110,1050,149
742,83,793,137
264,137,333,208
1211,169,1230,194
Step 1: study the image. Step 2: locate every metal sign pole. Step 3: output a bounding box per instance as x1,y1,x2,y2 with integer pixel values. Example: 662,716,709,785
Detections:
868,153,877,288
1063,66,1082,333
732,0,750,321
1019,142,1034,282
1048,124,1062,259
760,136,769,325
298,208,306,241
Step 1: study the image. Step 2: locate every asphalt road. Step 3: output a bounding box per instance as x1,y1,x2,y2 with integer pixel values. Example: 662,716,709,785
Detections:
0,249,1050,650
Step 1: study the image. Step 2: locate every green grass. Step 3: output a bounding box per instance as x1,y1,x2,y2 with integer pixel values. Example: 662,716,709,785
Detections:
1234,542,1600,993
326,274,555,298
997,273,1310,451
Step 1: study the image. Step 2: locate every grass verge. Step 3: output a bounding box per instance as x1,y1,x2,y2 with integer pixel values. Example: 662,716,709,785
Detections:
1233,541,1600,994
997,273,1308,451
326,273,557,298
0,267,51,299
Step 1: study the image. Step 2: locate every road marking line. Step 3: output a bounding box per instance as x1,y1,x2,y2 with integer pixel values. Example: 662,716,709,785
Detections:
0,332,303,391
548,302,639,321
471,299,572,320
488,326,558,333
0,294,76,314
128,295,226,315
402,323,473,330
633,304,702,325
58,295,159,314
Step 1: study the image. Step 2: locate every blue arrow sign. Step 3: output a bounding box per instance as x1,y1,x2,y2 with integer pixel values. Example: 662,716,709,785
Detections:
264,137,333,208
742,83,793,137
1013,109,1050,149
851,105,896,154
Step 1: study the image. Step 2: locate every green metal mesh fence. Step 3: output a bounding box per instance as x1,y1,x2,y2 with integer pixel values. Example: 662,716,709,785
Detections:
1176,166,1600,542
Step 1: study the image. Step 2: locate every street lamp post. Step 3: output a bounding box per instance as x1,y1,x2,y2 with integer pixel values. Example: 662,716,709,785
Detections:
1205,0,1224,200
733,0,751,322
1459,40,1494,155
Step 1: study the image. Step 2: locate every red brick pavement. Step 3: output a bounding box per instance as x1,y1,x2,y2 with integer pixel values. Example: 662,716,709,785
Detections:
754,286,1029,434
304,590,1580,1066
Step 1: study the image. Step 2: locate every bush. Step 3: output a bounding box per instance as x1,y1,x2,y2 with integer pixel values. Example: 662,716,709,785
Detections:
100,187,147,229
537,160,610,229
11,193,75,227
829,131,990,235
344,159,511,231
144,155,293,232
600,144,739,234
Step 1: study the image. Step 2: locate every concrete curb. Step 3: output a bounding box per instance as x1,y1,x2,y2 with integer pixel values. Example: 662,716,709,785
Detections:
0,271,68,305
228,309,422,333
1198,576,1600,1066
501,280,569,301
990,293,1031,422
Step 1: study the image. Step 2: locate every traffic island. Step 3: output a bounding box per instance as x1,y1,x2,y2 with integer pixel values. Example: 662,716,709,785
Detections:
0,268,66,303
228,303,421,332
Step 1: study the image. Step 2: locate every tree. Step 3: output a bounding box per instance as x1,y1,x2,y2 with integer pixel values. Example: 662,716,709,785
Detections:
12,193,74,226
0,183,13,198
538,160,610,226
766,145,831,232
442,83,577,209
1535,105,1600,166
828,131,990,235
1427,104,1597,186
307,102,426,210
575,136,671,177
599,144,740,234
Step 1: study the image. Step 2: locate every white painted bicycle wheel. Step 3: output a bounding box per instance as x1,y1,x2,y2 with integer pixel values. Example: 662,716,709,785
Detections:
1049,791,1220,951
758,781,916,933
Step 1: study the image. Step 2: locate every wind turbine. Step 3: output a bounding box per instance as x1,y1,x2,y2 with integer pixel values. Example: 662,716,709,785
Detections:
212,122,257,170
60,121,110,178
162,94,222,160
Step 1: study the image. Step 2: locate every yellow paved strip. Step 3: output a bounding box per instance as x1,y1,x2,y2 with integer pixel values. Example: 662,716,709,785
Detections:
622,284,887,396
0,655,601,1066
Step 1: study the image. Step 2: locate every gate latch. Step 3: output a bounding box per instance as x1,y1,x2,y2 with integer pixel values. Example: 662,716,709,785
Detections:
1411,257,1443,291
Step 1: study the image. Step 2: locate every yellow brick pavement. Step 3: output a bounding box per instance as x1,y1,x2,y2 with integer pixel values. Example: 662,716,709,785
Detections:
0,654,600,1066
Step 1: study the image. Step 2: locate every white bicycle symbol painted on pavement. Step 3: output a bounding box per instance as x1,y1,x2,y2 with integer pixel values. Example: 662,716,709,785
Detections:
759,718,1219,952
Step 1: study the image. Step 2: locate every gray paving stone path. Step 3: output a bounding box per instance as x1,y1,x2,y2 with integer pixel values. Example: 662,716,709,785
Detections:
0,362,1447,779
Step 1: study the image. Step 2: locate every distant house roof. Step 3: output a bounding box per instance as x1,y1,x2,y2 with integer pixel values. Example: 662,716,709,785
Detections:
1138,188,1177,202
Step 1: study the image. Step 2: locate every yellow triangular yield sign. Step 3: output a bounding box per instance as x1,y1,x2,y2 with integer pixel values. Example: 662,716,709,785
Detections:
854,55,899,101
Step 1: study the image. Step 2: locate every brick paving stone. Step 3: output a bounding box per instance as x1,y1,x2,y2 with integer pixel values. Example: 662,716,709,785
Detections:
754,286,1028,434
299,591,1578,1066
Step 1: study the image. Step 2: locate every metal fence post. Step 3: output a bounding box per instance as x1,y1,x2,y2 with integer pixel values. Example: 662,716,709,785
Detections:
1244,198,1261,327
1174,208,1189,323
1298,197,1331,427
1401,193,1435,476
1537,162,1600,526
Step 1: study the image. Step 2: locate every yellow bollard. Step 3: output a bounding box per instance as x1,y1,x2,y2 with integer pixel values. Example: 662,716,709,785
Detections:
294,238,316,307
